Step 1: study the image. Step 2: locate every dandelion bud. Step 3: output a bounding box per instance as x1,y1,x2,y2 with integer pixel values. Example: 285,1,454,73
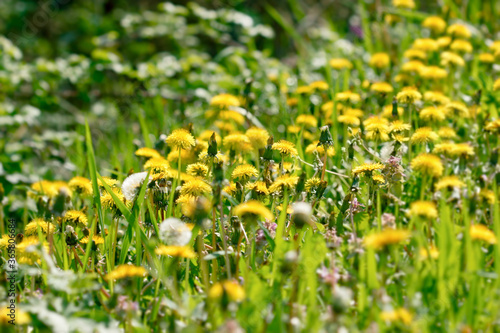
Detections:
291,202,312,229
262,136,274,161
490,148,498,167
208,132,218,158
350,176,360,192
295,172,306,195
319,126,333,146
392,97,399,118
65,226,78,246
214,162,224,183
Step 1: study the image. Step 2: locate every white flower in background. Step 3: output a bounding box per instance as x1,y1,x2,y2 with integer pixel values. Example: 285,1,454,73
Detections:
121,172,149,202
159,218,192,246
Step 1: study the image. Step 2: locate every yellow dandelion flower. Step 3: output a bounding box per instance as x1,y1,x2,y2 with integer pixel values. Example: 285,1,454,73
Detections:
494,78,500,91
144,157,170,173
215,120,236,132
352,162,385,176
343,107,364,118
380,308,413,325
232,164,259,180
364,229,411,250
223,182,237,196
422,16,446,34
101,188,127,212
369,53,390,68
186,163,210,178
392,0,415,9
305,177,322,191
166,129,196,150
419,66,448,79
433,142,458,156
435,176,466,191
420,245,439,259
401,60,425,73
223,133,252,153
447,24,471,39
269,174,300,193
272,140,298,156
338,114,361,126
485,119,500,133
329,58,353,70
156,245,196,258
419,106,446,122
246,127,270,150
437,127,457,139
305,141,336,156
246,181,270,196
372,174,385,184
135,147,161,159
209,280,245,302
371,82,394,94
450,39,473,53
445,101,469,117
411,127,439,144
396,87,422,104
167,149,195,164
64,210,88,228
0,307,31,325
403,49,427,60
336,91,361,103
392,134,409,143
451,143,474,157
287,97,299,106
79,234,105,245
440,51,465,67
288,125,301,134
68,176,93,196
296,114,318,128
408,201,438,219
490,41,500,53
98,177,119,188
382,105,404,118
31,180,71,198
470,225,497,244
24,218,56,236
364,117,390,141
413,38,439,52
105,264,147,281
211,110,245,125
309,80,329,91
297,85,313,94
17,236,49,265
180,179,212,197
234,200,273,221
423,91,450,105
389,120,411,133
479,189,496,205
321,101,335,113
477,53,495,64
411,153,443,178
210,93,240,108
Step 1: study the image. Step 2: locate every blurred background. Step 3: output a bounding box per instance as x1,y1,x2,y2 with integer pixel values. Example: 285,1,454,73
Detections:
1,0,497,60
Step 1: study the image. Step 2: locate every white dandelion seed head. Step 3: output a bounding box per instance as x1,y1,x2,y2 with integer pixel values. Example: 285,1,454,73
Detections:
121,172,149,202
159,217,192,246
291,202,312,217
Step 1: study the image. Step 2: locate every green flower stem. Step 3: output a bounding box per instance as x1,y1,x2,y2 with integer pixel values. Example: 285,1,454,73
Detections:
270,188,289,285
